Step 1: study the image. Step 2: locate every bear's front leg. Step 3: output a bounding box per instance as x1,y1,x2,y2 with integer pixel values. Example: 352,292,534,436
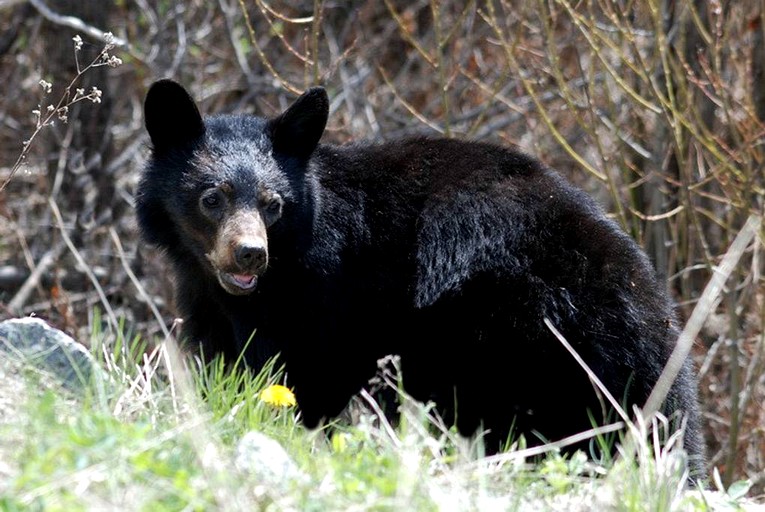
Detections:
287,342,379,429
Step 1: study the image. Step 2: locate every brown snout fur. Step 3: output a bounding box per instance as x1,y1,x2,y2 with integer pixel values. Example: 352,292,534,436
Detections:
206,209,268,274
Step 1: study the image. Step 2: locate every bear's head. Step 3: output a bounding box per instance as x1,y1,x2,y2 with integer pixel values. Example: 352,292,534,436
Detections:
139,79,329,295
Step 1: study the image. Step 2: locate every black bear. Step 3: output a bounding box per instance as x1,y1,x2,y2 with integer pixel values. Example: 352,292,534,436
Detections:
137,79,705,477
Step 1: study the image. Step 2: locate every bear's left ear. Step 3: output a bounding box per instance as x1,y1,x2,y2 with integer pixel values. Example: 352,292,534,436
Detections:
145,79,206,153
268,87,329,159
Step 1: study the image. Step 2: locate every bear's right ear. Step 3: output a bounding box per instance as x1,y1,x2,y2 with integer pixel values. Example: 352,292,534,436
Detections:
268,87,329,160
144,79,205,153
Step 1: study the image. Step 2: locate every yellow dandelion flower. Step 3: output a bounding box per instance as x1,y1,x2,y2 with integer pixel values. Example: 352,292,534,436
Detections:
331,432,351,453
259,384,296,407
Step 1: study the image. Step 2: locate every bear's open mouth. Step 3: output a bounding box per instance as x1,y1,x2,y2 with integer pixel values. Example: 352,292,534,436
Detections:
219,272,258,292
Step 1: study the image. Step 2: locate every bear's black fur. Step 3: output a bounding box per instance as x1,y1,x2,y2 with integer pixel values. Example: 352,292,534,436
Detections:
137,79,705,478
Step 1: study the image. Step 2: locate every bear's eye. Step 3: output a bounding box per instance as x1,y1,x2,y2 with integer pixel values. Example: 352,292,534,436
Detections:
200,190,223,209
265,196,282,215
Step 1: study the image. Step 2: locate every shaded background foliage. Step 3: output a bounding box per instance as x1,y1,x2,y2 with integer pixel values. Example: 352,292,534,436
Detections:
0,0,762,491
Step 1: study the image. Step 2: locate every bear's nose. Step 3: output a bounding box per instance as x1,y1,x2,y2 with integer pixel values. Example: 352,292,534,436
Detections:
235,243,267,269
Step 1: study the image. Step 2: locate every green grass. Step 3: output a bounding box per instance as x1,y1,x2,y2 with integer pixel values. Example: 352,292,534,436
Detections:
0,330,756,511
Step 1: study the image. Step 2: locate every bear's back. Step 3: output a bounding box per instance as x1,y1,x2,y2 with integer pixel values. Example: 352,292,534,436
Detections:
311,137,646,309
314,137,546,199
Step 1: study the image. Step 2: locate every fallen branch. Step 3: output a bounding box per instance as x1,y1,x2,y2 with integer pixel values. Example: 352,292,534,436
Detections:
28,0,128,47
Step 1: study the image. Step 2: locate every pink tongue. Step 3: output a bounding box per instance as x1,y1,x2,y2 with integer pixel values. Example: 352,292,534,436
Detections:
232,274,255,285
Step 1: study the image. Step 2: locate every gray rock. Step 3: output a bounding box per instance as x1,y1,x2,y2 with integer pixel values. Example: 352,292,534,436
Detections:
235,431,306,485
0,317,99,390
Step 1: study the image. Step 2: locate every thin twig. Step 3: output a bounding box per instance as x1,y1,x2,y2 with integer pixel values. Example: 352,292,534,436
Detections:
430,0,451,137
253,0,313,66
48,196,120,334
237,0,302,94
109,228,171,340
7,241,66,314
0,37,119,192
544,318,633,426
310,0,323,84
257,0,314,23
359,388,402,449
481,1,607,181
480,421,626,467
643,214,761,418
219,0,256,87
383,0,435,67
379,66,444,134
